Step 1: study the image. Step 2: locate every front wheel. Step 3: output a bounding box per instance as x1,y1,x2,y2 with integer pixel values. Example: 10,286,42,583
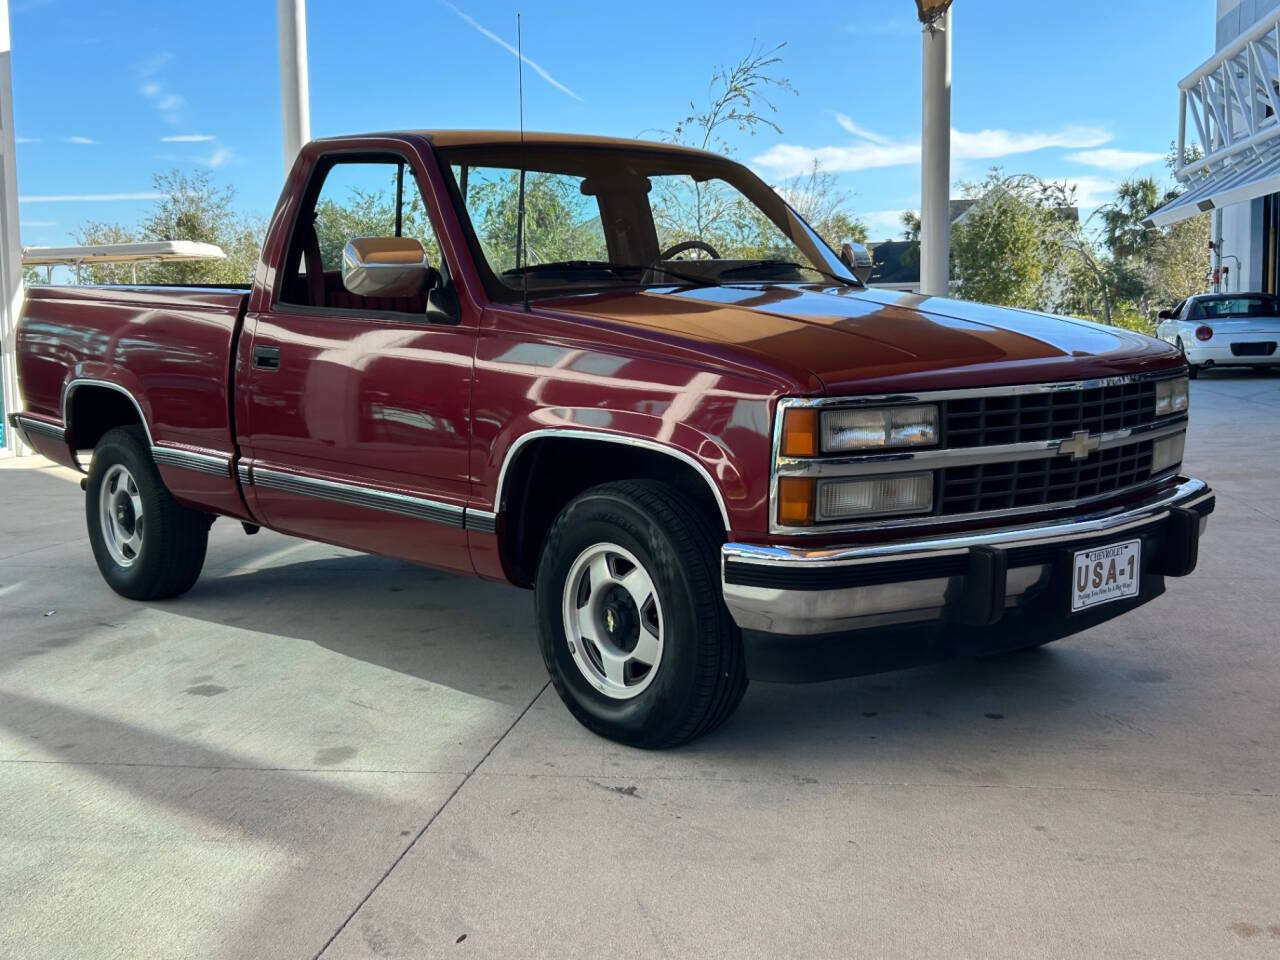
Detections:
86,426,210,600
534,480,746,748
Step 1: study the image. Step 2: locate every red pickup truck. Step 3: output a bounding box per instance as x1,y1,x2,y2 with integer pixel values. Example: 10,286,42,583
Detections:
9,131,1214,747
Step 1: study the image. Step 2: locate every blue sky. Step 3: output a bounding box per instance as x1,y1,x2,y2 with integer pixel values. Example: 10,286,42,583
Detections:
11,0,1215,247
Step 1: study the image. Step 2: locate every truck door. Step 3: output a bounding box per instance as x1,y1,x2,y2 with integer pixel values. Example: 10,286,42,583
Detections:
238,150,475,574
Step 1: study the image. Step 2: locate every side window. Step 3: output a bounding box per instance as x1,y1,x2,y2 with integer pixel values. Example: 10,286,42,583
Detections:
282,156,442,310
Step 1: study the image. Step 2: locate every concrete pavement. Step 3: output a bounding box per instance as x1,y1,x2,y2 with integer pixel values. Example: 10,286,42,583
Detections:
1,372,1279,959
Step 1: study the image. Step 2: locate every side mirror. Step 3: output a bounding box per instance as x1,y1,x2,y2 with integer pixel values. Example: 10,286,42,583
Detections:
1156,309,1175,320
839,241,874,284
341,236,429,298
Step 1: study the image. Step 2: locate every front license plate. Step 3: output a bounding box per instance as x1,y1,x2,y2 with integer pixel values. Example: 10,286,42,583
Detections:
1071,539,1141,612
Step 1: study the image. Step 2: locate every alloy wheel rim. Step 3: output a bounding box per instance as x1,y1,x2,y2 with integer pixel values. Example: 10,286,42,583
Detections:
561,542,664,700
99,464,144,567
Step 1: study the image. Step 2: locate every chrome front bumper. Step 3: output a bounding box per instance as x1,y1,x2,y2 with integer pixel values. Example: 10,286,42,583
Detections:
722,477,1214,637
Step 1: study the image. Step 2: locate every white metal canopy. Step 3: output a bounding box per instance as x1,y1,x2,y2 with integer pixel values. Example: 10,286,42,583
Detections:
20,240,226,266
1144,145,1280,228
1147,8,1280,228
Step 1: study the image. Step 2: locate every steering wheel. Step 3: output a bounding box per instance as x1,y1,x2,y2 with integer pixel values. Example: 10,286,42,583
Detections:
657,239,722,261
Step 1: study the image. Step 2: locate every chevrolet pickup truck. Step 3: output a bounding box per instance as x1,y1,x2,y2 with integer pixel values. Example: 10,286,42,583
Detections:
9,131,1214,747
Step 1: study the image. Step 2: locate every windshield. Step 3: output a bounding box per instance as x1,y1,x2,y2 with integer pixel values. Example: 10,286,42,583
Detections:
1196,296,1280,319
437,144,857,301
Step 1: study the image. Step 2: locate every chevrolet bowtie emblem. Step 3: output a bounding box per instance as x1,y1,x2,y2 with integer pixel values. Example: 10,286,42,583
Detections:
1058,430,1101,461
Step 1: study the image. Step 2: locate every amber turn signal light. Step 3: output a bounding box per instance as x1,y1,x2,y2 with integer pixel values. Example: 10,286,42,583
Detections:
780,408,818,457
777,477,815,526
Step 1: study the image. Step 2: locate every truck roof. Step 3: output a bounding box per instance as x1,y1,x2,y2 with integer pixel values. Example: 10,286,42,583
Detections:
313,129,723,160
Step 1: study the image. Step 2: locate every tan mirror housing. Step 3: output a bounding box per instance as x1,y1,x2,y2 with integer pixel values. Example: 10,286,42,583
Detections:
341,236,429,298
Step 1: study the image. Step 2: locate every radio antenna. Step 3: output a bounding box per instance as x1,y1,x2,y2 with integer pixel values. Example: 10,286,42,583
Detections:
515,13,530,312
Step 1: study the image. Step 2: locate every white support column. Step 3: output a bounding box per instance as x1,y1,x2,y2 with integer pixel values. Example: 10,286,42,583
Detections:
0,0,25,455
277,0,311,176
920,9,951,298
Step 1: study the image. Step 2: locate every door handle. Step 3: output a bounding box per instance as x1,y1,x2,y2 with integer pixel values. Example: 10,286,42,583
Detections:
253,345,281,370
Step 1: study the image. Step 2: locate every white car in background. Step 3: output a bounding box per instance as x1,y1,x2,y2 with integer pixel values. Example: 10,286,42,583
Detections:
1156,293,1280,377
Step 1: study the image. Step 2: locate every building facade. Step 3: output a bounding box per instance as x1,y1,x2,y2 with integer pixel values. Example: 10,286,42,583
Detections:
1147,0,1280,294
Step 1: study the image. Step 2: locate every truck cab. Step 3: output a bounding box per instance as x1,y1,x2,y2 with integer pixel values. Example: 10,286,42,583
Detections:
8,131,1214,747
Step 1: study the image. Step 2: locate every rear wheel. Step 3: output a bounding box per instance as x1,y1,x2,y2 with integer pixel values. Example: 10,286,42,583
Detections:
534,480,746,748
86,426,210,600
1176,338,1200,378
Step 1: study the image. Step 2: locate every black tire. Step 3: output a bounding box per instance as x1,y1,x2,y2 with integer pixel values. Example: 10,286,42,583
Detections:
1176,339,1199,378
534,480,747,748
85,426,210,600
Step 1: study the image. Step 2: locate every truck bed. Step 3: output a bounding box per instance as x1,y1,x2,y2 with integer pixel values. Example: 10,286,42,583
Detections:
15,283,250,458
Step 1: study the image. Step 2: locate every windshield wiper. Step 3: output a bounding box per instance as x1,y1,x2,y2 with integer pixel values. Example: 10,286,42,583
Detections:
502,260,719,288
607,263,721,287
715,259,861,287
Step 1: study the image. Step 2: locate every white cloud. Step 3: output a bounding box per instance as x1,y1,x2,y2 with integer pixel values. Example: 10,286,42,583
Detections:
137,52,174,78
155,145,238,168
202,147,235,168
1066,148,1163,171
161,134,215,143
21,219,57,227
63,136,97,145
20,192,161,203
440,1,583,102
861,208,916,239
15,136,39,144
833,112,892,145
755,141,919,176
952,126,1110,158
753,117,1114,177
137,53,185,125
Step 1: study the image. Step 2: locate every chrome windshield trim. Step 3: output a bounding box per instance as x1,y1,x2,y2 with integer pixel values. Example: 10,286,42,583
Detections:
775,418,1188,479
734,476,1209,569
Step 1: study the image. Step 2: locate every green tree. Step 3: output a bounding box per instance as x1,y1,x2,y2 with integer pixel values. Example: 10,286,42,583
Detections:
312,182,440,270
1101,177,1162,262
951,170,1067,309
74,169,264,285
783,160,867,247
466,170,606,270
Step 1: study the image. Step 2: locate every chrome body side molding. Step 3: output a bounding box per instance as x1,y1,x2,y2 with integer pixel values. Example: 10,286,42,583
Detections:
151,446,233,478
9,413,66,443
464,509,498,534
251,467,466,527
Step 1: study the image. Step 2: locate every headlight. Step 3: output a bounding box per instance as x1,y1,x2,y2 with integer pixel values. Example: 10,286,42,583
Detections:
815,472,934,521
1155,377,1189,416
819,405,939,453
1151,431,1186,473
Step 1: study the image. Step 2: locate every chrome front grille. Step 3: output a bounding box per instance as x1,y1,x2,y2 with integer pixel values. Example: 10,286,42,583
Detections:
937,439,1155,515
770,372,1189,536
944,381,1158,448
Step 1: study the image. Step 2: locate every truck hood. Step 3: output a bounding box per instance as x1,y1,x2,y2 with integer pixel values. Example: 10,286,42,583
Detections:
548,285,1180,393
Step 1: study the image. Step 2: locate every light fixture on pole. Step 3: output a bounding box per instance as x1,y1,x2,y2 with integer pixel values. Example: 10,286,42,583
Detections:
918,0,953,298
